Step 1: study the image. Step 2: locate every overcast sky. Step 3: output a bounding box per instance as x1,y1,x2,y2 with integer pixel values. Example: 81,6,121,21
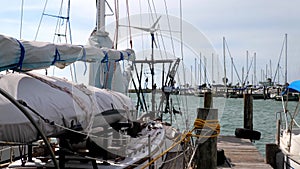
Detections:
1,0,300,84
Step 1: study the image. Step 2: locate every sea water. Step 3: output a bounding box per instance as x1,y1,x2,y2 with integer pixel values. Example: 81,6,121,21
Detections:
129,93,299,157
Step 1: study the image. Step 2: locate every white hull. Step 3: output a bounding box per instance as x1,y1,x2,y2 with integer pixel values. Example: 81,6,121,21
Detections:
278,130,300,169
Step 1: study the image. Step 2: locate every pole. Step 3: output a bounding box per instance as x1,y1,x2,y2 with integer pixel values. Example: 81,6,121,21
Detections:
191,65,193,86
212,53,214,84
195,58,197,85
196,108,218,169
96,0,105,31
151,33,155,112
223,37,227,96
204,56,207,85
285,33,288,85
204,92,213,109
246,50,248,84
266,143,280,168
148,134,151,169
243,94,253,130
200,53,202,85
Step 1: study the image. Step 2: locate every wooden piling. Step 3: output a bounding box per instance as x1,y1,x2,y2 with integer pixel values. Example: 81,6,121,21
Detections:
196,108,218,169
204,92,213,108
243,94,253,130
266,143,280,168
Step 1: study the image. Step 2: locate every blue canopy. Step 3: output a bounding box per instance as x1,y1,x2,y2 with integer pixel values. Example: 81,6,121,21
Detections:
283,80,300,94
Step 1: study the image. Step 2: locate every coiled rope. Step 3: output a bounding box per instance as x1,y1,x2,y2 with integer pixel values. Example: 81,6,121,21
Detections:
141,118,220,169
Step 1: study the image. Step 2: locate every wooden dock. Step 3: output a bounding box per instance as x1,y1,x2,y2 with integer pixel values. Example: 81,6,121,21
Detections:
217,135,273,169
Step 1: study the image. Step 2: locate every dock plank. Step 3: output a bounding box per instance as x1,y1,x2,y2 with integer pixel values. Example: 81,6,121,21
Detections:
218,135,273,169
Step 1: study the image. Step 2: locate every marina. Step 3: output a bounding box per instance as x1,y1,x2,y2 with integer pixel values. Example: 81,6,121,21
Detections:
0,0,300,169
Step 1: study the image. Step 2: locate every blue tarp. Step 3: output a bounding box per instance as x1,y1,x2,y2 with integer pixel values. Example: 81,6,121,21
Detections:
283,80,300,94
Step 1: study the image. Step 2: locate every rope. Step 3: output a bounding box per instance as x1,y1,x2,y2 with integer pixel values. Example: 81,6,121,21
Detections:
193,118,220,138
141,131,184,169
141,118,220,169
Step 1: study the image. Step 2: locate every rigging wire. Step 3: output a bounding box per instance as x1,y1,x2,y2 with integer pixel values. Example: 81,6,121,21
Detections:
147,0,154,22
243,57,254,85
150,0,164,60
163,0,176,58
35,0,48,40
138,0,145,58
179,0,190,130
53,0,63,43
273,37,286,84
224,39,242,84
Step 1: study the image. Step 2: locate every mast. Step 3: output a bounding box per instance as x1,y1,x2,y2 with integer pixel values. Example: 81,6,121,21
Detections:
200,53,202,85
241,67,244,86
266,64,268,80
204,56,207,85
231,57,233,85
254,52,256,86
96,0,105,31
285,33,288,85
191,65,193,86
151,32,155,112
195,58,197,85
217,55,220,84
223,37,227,96
246,50,248,84
212,53,214,84
270,59,272,81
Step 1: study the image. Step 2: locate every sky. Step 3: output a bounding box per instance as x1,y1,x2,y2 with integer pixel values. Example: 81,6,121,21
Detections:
1,0,300,85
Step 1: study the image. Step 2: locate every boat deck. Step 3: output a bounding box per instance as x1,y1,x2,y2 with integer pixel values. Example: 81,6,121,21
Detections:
217,135,273,169
1,136,273,168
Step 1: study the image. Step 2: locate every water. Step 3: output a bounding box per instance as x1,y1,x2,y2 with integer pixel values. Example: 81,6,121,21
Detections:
181,96,281,157
219,98,280,157
128,93,299,157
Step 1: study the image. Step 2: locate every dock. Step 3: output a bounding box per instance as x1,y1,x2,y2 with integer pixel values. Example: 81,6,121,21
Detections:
217,135,273,169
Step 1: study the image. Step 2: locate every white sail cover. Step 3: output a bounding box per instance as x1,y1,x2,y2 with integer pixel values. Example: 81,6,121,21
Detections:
0,73,134,143
0,34,135,72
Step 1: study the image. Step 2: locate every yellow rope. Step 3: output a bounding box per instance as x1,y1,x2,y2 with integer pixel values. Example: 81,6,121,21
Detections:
140,131,190,169
140,118,220,168
193,118,220,138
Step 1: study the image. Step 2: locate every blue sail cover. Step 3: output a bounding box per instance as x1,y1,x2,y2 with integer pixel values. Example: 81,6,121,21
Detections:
287,80,300,92
283,80,300,94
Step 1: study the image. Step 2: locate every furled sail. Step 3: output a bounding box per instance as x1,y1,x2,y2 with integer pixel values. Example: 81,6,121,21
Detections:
0,34,135,72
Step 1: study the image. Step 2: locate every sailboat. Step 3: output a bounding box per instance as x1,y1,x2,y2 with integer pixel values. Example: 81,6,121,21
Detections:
275,80,300,169
0,0,187,168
